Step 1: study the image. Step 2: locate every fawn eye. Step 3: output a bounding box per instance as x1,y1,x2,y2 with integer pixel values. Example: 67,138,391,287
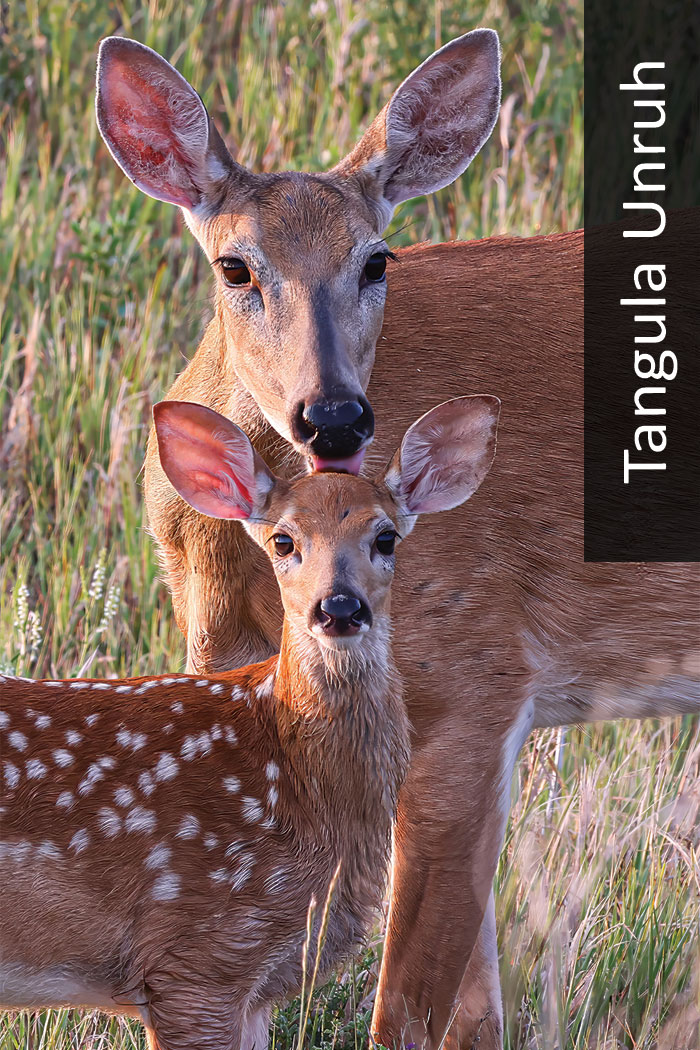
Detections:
221,258,251,286
363,252,387,283
375,530,397,555
273,534,294,557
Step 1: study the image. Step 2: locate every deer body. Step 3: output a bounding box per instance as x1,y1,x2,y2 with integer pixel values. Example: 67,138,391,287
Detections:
0,397,501,1050
0,656,405,1046
94,32,700,1049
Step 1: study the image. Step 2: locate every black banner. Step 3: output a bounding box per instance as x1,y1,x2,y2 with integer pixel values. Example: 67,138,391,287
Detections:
584,0,700,560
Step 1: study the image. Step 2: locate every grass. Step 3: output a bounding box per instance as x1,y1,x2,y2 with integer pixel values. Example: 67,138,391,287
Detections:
1,0,697,1048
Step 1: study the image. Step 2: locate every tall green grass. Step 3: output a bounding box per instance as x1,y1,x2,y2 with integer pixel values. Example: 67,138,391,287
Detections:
2,2,697,1049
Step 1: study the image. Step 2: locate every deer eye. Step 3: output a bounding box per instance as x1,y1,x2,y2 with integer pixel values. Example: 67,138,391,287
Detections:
273,534,294,557
221,258,251,286
375,530,397,556
363,252,387,283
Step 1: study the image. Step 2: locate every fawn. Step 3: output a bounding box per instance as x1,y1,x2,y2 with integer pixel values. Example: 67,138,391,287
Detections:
0,395,500,1050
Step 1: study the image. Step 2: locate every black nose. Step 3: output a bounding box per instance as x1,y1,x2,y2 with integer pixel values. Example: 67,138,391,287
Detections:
293,397,374,458
313,594,372,637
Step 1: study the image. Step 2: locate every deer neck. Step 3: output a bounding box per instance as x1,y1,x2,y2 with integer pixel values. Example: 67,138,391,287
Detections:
270,618,410,840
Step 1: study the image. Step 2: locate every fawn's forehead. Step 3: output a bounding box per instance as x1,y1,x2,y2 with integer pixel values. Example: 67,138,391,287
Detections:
275,473,395,535
206,173,377,277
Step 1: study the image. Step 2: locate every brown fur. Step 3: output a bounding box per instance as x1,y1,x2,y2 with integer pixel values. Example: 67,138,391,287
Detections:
0,472,411,1050
144,224,700,1050
95,35,699,1048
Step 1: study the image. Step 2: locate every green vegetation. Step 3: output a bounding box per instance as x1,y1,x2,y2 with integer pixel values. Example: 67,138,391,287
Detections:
1,1,697,1048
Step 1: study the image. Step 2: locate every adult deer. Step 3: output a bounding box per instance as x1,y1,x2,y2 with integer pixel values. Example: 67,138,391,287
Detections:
0,396,499,1050
95,32,700,1050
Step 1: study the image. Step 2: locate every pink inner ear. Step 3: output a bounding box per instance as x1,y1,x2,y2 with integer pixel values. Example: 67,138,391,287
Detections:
98,55,201,209
154,403,257,520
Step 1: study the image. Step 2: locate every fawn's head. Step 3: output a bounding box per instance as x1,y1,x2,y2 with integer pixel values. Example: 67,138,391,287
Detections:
153,396,500,652
96,33,500,472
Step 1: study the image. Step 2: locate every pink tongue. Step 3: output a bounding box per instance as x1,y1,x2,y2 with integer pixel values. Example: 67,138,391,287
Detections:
311,449,366,475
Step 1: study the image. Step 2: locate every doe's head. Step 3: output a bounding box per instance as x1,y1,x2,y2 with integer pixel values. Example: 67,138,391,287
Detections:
96,32,501,472
153,396,500,649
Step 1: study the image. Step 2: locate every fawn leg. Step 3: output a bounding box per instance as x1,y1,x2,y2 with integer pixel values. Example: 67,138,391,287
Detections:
146,989,246,1050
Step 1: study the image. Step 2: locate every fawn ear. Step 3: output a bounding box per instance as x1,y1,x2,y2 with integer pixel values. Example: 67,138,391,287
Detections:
153,401,276,520
96,37,248,213
382,396,501,518
333,29,501,230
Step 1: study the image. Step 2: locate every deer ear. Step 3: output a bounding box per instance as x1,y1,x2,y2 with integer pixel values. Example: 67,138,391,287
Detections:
333,29,500,230
96,37,248,213
382,396,501,517
153,401,276,521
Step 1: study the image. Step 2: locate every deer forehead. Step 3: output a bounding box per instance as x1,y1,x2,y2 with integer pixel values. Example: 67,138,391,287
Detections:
204,174,378,280
273,476,396,542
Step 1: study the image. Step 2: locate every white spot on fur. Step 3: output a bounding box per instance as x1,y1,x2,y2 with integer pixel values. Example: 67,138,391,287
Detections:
0,840,31,862
181,731,212,761
26,758,48,780
78,762,105,796
209,868,228,883
210,724,222,741
176,814,200,839
38,841,62,860
224,726,238,746
135,680,159,695
209,683,224,695
145,843,172,870
138,771,156,797
8,731,28,751
66,730,83,747
34,714,51,730
85,713,100,726
162,722,174,734
241,797,263,823
151,872,180,901
43,681,62,688
223,775,241,794
70,682,89,691
203,833,218,850
125,807,157,834
116,728,147,751
115,685,132,694
254,674,275,700
231,686,245,702
196,680,209,688
171,701,184,714
4,762,20,790
0,711,9,728
265,761,279,781
56,791,74,810
114,786,135,808
159,677,180,686
267,785,278,809
91,683,111,691
69,829,90,854
264,868,288,894
97,807,123,837
154,753,179,782
53,749,74,768
230,853,255,890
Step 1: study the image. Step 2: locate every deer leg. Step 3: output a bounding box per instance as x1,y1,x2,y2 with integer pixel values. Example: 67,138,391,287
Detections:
372,704,533,1050
146,989,245,1050
445,892,503,1050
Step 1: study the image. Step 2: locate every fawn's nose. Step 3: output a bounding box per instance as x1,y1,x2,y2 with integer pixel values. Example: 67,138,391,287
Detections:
313,594,372,637
292,397,374,470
